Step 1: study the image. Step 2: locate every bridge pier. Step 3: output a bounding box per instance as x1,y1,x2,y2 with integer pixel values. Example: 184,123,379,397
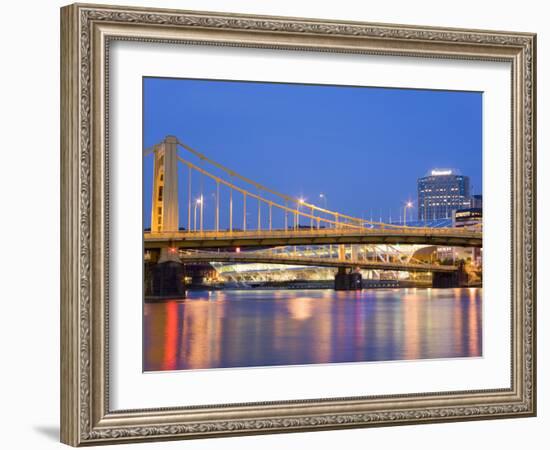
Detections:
146,247,186,300
432,262,468,288
335,267,362,291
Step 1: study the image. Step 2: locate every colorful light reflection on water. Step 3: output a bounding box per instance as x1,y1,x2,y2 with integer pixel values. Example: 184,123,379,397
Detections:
143,288,482,371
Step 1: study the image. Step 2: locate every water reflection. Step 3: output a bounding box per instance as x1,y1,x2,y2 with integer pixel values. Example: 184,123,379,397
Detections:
143,288,482,371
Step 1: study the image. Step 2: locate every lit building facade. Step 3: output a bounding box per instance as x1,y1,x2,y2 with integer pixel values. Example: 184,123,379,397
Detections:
417,169,471,220
452,204,483,269
452,208,482,228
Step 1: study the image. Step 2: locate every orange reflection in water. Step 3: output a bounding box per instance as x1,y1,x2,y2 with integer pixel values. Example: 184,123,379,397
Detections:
468,288,481,356
287,297,315,321
178,298,225,370
161,301,179,371
402,292,420,360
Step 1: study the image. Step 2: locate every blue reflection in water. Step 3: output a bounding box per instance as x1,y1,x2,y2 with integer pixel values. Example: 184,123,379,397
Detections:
143,288,482,371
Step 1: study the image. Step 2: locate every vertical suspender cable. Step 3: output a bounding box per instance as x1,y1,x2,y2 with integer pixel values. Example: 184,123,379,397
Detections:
216,181,220,232
187,166,192,232
257,195,261,231
229,187,233,233
243,193,247,231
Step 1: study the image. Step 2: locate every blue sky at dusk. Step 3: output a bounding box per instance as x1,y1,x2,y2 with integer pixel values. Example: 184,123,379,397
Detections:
143,77,482,229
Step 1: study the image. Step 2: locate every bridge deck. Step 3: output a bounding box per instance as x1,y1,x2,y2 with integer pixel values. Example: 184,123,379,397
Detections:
144,228,482,249
179,250,457,273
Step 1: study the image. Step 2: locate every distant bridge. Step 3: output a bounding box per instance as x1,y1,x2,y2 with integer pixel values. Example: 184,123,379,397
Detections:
179,250,457,273
144,227,481,250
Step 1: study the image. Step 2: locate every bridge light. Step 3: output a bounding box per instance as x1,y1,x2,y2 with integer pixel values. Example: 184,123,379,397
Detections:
403,201,413,226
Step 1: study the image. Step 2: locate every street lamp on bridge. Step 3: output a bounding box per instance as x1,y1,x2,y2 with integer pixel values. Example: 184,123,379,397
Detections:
194,196,203,232
296,197,305,229
319,193,328,209
403,201,413,226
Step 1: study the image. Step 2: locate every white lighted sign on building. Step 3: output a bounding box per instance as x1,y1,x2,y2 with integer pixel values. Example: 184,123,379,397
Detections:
431,169,453,176
455,210,482,219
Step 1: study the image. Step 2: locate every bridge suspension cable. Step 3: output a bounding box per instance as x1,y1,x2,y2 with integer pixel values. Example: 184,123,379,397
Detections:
175,138,407,229
143,145,156,157
176,155,365,231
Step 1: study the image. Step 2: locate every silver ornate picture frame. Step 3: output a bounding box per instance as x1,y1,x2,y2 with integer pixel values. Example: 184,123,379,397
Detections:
60,3,536,446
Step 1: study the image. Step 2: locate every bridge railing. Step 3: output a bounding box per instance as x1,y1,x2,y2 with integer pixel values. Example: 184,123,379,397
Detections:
144,226,482,239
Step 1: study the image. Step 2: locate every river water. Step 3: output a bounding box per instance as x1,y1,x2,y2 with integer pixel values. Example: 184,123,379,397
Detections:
143,287,482,371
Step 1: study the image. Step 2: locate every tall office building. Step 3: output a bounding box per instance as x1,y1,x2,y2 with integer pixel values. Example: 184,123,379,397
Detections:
417,169,471,220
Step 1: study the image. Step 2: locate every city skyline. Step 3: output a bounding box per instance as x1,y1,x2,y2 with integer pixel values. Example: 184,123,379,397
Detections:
143,77,482,229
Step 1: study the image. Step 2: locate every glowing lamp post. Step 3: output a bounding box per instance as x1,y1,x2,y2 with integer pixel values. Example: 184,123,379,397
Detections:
319,193,328,209
193,197,203,232
403,201,413,226
296,197,305,229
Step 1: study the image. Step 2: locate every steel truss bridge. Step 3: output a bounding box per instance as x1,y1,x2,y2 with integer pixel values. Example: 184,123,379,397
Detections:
179,250,455,273
144,136,481,274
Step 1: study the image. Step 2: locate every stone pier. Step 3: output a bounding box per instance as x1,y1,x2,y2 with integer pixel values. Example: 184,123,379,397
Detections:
335,267,363,291
146,247,186,300
432,261,468,288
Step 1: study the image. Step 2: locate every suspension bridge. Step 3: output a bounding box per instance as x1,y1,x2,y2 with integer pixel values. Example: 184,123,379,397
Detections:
143,136,482,254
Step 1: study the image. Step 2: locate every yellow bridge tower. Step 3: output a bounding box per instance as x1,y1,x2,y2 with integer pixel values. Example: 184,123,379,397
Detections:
151,136,179,233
